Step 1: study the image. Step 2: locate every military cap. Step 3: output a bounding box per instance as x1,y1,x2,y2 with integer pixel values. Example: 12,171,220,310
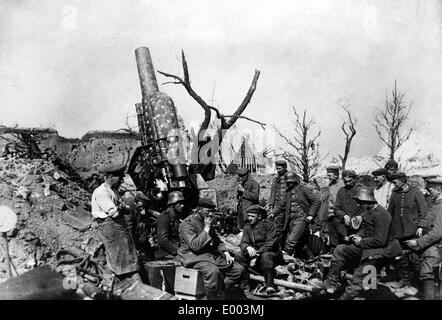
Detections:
100,163,126,176
371,168,389,176
342,169,357,178
326,165,340,174
384,159,399,170
246,204,267,218
237,167,249,176
390,172,407,180
275,159,287,167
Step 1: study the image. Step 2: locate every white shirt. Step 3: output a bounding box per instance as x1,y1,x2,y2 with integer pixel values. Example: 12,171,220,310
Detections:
374,181,394,209
91,182,120,219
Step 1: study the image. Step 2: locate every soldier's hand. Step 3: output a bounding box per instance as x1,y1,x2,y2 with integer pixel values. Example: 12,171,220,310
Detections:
405,239,418,249
306,216,314,223
350,234,361,246
416,228,423,237
343,215,351,226
268,213,274,220
110,211,119,219
246,246,257,258
204,216,213,232
237,185,245,193
224,251,234,266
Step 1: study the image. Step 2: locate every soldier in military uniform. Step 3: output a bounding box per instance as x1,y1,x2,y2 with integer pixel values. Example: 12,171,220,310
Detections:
238,205,283,294
270,172,320,257
178,200,246,299
321,187,401,300
236,167,260,231
268,159,289,248
154,191,186,260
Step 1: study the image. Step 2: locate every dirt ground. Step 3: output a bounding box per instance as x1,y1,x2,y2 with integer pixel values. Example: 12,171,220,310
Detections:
0,156,106,284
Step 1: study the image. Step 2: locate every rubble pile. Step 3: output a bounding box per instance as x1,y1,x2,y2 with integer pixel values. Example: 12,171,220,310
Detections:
0,155,107,284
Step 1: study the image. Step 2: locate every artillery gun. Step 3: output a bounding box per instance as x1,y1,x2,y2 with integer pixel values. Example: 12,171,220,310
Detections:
127,47,216,211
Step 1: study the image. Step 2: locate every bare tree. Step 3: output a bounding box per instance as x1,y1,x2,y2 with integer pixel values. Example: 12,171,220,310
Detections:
374,81,416,161
338,103,357,171
157,50,265,180
275,107,322,183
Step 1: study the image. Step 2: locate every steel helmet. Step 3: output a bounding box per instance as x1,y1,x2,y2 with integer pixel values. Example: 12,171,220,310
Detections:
285,172,300,183
167,191,185,205
352,187,377,203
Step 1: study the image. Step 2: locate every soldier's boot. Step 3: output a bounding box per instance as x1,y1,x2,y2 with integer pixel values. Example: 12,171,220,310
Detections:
423,279,435,300
240,279,251,294
265,270,277,294
323,260,343,294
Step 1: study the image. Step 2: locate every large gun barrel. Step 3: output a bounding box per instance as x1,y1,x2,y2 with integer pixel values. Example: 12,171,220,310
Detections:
129,47,189,196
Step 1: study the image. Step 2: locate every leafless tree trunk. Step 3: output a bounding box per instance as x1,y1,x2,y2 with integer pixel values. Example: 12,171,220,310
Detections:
338,103,357,171
374,81,415,161
275,107,322,183
157,50,264,180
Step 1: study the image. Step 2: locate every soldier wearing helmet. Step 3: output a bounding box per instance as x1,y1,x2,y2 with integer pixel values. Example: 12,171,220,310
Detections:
269,172,320,256
154,190,187,260
320,187,400,300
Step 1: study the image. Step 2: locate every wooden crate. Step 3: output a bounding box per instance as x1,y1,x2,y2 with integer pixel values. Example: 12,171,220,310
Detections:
174,267,206,296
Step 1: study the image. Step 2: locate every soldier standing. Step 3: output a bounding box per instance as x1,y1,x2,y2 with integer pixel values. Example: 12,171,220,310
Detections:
388,172,428,288
334,170,362,244
270,172,320,257
91,164,141,286
268,159,289,247
236,168,260,231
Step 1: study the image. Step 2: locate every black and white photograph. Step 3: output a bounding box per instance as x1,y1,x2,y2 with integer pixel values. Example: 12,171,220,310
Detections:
1,0,442,307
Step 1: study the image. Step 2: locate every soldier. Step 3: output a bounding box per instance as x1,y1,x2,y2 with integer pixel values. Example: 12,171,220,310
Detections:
268,159,289,247
154,191,186,260
238,205,283,294
236,167,260,231
384,159,399,177
91,164,141,285
178,200,246,300
372,168,394,209
405,188,442,299
334,170,362,244
388,172,428,288
321,187,400,299
322,165,345,249
124,191,158,262
269,172,320,257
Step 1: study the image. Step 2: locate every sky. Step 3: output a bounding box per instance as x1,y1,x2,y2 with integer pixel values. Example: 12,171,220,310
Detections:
1,0,441,158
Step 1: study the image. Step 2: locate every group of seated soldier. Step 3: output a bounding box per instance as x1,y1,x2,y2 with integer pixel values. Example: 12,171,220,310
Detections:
122,159,442,300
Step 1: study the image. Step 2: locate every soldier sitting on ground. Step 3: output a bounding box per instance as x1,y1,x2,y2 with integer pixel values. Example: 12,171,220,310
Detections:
237,205,283,295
